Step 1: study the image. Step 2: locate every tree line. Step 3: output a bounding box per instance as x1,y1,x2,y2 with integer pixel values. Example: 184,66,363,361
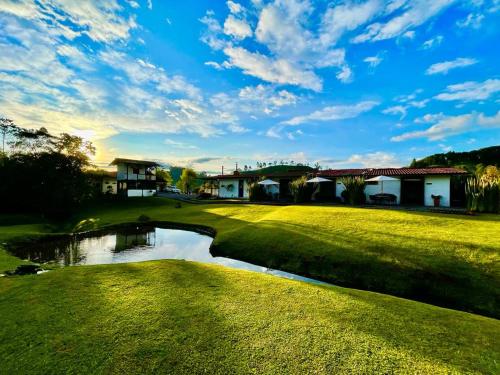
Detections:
0,119,96,218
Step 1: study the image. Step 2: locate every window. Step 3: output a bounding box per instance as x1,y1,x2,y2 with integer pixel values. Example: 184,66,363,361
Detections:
132,167,140,174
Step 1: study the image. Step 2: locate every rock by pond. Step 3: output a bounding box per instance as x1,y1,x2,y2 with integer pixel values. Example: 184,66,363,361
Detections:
6,264,43,276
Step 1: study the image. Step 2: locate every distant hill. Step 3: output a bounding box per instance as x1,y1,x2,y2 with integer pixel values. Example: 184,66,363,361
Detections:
240,165,315,175
409,146,500,171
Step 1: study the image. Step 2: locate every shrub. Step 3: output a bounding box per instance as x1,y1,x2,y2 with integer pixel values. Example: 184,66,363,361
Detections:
289,176,313,203
248,182,268,202
340,176,366,205
466,170,500,213
137,214,151,222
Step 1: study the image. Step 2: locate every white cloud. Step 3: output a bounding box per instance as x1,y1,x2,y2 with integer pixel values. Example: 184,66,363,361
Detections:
210,84,297,118
99,51,201,99
425,57,478,75
223,15,252,40
282,101,379,125
201,1,353,88
391,111,500,141
383,105,408,119
0,0,138,43
164,138,199,149
127,1,140,9
421,35,444,49
227,124,249,133
402,30,416,39
199,11,227,50
353,0,454,42
147,0,153,10
434,79,500,102
332,151,401,168
456,13,484,28
223,46,323,91
227,1,244,14
336,65,354,83
364,54,383,67
414,113,446,123
319,0,382,46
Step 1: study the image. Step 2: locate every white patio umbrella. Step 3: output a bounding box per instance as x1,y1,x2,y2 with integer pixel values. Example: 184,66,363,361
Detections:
258,179,280,185
306,177,331,183
365,175,399,193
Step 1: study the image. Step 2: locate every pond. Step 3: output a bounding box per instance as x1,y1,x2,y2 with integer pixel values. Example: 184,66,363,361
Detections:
9,226,324,284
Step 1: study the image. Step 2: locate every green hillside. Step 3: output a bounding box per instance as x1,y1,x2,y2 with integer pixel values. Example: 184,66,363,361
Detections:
410,146,500,170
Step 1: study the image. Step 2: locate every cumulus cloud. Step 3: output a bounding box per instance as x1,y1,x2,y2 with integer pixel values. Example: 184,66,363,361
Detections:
201,1,353,89
425,57,478,75
391,111,500,141
227,1,244,14
282,101,379,125
223,46,323,91
434,79,500,102
320,0,382,46
223,15,252,40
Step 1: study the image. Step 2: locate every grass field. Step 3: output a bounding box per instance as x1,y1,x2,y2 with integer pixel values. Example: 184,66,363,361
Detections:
1,198,499,373
1,260,499,374
1,198,499,317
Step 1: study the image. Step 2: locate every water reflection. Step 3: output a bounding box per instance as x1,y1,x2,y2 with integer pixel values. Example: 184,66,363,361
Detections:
11,227,324,284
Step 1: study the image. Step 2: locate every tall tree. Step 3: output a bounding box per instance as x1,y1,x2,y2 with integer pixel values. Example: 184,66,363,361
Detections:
177,168,197,193
0,118,17,154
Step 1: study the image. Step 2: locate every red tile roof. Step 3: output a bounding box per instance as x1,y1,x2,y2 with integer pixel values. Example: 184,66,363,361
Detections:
318,167,468,177
204,167,467,180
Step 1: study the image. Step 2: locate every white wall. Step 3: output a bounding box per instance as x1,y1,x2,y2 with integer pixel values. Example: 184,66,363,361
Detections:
218,179,250,198
365,180,401,204
127,189,156,197
424,176,450,207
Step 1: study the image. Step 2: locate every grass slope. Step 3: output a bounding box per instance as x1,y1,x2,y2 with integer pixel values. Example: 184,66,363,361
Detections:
1,198,499,317
1,261,499,374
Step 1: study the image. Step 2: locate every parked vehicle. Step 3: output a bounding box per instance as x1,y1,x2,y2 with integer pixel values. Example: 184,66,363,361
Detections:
165,185,181,194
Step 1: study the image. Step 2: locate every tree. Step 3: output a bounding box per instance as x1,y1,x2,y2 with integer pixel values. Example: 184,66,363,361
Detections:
0,118,17,154
0,122,96,217
177,168,197,193
156,169,173,185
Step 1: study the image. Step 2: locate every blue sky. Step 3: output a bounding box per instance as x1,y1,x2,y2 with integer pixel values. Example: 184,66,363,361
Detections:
0,0,499,173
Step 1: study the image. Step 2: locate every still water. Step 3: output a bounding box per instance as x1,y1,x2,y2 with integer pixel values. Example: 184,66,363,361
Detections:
11,226,324,284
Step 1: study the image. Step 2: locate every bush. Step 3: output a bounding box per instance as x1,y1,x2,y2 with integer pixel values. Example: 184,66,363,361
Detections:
340,176,366,205
289,176,313,203
137,214,151,222
466,169,500,213
248,182,268,202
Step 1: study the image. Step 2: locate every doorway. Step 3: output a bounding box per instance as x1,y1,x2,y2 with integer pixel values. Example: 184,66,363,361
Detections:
401,178,424,205
238,179,244,198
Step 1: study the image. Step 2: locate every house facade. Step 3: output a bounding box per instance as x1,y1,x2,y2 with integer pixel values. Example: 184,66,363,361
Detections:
204,167,468,207
110,158,159,197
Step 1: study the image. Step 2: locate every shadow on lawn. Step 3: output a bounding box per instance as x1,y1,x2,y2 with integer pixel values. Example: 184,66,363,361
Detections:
89,261,252,374
210,217,499,318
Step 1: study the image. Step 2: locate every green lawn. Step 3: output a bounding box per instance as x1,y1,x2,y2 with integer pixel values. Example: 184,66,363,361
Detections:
1,260,499,374
1,198,499,373
1,198,499,317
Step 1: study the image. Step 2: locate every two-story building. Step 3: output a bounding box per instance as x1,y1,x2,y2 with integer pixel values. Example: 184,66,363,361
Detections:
110,158,159,197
